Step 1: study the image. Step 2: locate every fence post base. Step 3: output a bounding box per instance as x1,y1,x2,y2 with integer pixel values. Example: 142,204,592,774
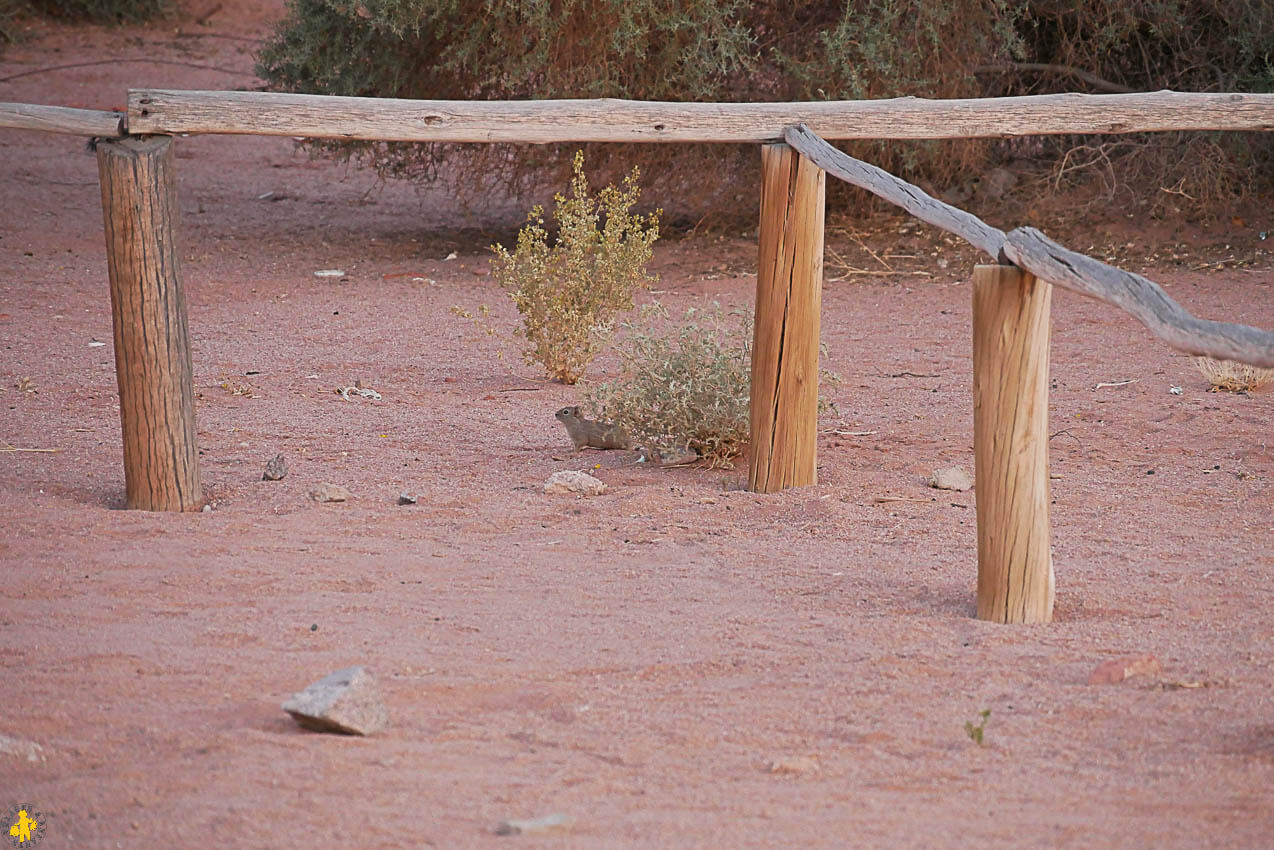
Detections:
972,264,1054,623
97,135,203,511
749,142,825,493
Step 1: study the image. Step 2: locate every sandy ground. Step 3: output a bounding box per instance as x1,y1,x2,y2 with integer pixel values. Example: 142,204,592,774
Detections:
2,5,1274,847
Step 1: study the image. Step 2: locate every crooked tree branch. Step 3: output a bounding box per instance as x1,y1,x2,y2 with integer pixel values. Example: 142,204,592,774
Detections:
784,123,1274,369
785,123,1008,260
972,63,1136,95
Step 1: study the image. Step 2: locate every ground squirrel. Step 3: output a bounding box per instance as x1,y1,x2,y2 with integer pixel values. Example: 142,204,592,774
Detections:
554,406,632,451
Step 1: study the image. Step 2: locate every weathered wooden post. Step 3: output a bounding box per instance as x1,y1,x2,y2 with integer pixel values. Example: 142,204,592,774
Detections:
749,143,825,493
97,135,203,511
972,264,1054,623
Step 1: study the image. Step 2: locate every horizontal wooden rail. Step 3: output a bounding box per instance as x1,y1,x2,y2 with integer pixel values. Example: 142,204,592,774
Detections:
127,89,1274,143
0,103,124,137
785,124,1274,369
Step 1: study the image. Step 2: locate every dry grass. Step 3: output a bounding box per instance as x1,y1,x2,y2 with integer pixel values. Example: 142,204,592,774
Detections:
491,151,659,384
1194,357,1274,392
583,302,751,468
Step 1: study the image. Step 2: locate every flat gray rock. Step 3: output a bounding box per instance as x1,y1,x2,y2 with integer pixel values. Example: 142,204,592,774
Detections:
495,813,574,836
0,734,46,763
282,666,387,736
309,482,352,503
544,470,606,496
930,466,974,492
263,453,287,481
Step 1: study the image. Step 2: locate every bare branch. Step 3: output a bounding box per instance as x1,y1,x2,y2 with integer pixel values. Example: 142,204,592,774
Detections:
788,124,1274,368
1003,228,1274,368
784,124,1008,260
973,63,1136,95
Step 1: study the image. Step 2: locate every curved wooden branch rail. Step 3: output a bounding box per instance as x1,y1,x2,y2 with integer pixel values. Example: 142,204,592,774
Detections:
0,103,124,137
785,124,1008,260
1003,229,1274,367
785,124,1274,369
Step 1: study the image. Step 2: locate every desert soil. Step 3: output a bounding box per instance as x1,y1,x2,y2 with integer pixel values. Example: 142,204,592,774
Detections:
2,4,1274,847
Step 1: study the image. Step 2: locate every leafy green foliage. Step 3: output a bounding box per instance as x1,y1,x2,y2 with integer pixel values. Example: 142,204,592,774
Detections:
21,0,166,23
257,0,1274,215
1,0,166,53
965,709,991,746
491,151,660,384
0,0,23,45
583,302,752,469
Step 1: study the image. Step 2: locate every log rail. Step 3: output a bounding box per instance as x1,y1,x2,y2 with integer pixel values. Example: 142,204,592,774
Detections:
3,88,1273,625
125,89,1274,143
784,124,1274,369
0,102,124,136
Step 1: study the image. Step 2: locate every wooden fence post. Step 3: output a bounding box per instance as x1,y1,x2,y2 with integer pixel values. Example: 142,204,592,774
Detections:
749,143,825,493
97,135,203,511
972,264,1054,623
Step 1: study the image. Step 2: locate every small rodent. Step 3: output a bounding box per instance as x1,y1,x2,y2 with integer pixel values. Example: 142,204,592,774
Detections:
554,406,632,451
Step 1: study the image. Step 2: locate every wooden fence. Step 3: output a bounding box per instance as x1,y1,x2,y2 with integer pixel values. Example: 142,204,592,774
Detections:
4,88,1274,624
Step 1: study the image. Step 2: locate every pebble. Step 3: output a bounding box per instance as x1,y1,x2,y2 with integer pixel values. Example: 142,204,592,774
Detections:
282,666,387,735
930,466,974,491
494,814,574,836
397,492,418,505
767,755,820,776
0,734,46,763
544,470,607,496
309,483,352,503
1087,654,1162,685
263,454,287,481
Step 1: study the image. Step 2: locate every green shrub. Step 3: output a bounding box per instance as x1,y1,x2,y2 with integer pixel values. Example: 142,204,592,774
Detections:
0,0,22,45
583,302,752,468
1,0,167,53
491,151,660,384
257,0,1274,216
255,0,1026,216
22,0,166,23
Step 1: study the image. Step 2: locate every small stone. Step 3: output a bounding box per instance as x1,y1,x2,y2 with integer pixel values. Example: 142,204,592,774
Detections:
0,734,46,763
544,470,607,496
494,814,574,836
397,492,418,505
309,483,352,503
636,445,700,466
282,666,387,735
1087,654,1162,685
930,467,974,491
263,454,287,481
767,755,820,776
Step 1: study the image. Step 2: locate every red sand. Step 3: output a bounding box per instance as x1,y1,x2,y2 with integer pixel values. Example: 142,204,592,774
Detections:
2,6,1273,847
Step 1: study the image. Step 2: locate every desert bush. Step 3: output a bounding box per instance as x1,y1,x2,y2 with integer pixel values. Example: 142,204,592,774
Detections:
583,302,752,468
257,0,1274,217
1,0,166,54
19,0,165,23
491,151,660,384
0,0,22,45
253,0,1024,218
1194,357,1274,392
1016,0,1274,214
